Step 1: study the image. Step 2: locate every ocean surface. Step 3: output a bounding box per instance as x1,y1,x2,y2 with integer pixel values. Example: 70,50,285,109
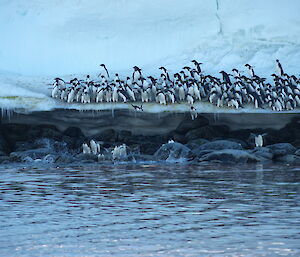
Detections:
0,162,299,256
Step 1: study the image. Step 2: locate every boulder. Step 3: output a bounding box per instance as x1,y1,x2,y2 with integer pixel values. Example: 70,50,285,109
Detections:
249,147,274,161
199,149,258,163
154,142,193,161
9,148,55,162
277,154,300,164
63,127,85,138
195,140,243,152
294,149,300,157
266,143,296,157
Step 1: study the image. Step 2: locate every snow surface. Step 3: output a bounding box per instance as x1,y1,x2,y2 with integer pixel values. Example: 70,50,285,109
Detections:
0,0,300,112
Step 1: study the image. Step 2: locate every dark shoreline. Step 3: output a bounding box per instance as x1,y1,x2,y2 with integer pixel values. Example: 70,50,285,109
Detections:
1,110,300,165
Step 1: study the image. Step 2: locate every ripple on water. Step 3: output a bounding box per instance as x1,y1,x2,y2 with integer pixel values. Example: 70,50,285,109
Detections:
0,163,300,256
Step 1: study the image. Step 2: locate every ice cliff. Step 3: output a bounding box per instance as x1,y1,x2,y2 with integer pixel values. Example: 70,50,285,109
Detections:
0,0,299,113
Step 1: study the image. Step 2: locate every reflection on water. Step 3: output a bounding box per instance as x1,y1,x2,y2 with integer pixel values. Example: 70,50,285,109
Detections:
0,163,300,256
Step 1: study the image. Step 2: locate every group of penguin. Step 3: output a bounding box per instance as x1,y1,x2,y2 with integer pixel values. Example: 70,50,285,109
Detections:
51,60,300,112
82,139,127,161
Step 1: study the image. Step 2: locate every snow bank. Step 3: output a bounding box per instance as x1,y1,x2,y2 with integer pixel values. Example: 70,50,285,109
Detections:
0,0,299,112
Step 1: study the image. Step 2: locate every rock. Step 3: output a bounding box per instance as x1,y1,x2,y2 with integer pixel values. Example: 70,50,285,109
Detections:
0,134,9,154
294,149,300,157
175,115,209,134
199,149,258,163
37,124,62,140
9,148,53,162
76,153,98,162
154,142,193,161
140,142,162,155
117,130,133,142
63,127,84,138
186,126,217,141
0,156,10,163
186,138,209,150
267,143,296,157
249,147,273,161
277,154,300,164
195,140,243,152
93,129,117,142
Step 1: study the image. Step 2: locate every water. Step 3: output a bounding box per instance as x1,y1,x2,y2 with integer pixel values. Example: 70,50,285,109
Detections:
0,163,300,256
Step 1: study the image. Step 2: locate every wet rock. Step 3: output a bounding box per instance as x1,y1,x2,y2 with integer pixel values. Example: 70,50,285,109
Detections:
0,134,9,155
199,149,258,164
63,127,84,138
175,115,209,134
194,140,243,152
249,147,273,161
294,149,300,157
267,143,296,157
154,142,193,161
186,138,209,150
9,148,52,162
140,142,162,155
37,124,62,140
117,130,133,142
93,129,117,142
277,154,300,164
76,153,98,162
186,126,218,141
0,156,10,163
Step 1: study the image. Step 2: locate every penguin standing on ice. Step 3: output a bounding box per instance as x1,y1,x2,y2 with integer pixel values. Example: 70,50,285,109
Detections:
275,59,284,77
191,60,202,74
98,64,110,78
219,71,232,85
132,66,142,82
245,64,255,77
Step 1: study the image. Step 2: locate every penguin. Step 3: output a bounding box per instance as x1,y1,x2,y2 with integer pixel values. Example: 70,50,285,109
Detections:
51,84,60,98
67,87,76,103
219,71,232,85
275,59,284,77
254,134,264,147
82,143,91,154
131,104,143,111
117,89,127,103
99,64,110,78
96,88,105,103
125,84,136,101
245,64,255,77
81,90,91,104
132,66,142,82
191,60,203,74
190,106,198,120
186,94,194,105
90,140,98,155
178,83,186,101
156,91,167,105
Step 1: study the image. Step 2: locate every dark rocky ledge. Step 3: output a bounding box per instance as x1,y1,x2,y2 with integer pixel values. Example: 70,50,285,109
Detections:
1,109,300,165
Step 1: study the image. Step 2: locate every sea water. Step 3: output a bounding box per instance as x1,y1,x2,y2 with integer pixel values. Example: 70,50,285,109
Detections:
0,163,299,256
